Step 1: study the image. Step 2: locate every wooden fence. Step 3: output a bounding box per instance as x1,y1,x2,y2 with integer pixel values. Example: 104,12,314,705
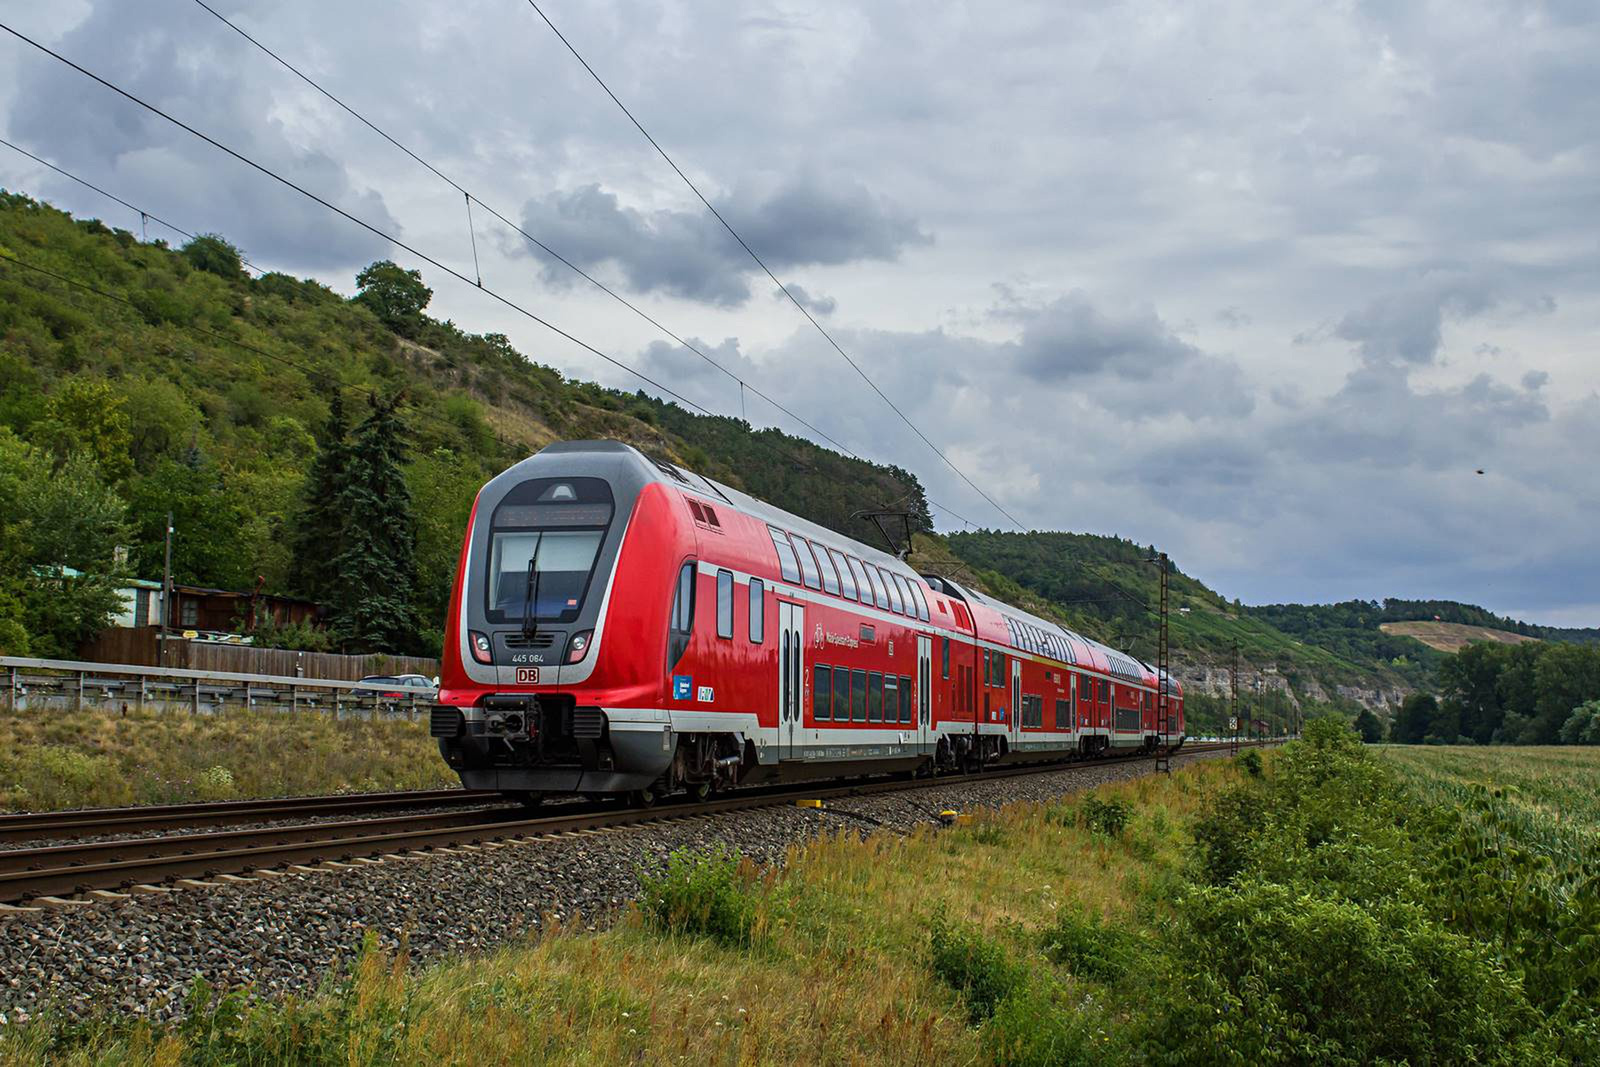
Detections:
79,627,439,682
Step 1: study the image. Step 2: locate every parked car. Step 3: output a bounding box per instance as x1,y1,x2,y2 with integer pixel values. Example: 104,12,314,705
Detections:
354,674,438,700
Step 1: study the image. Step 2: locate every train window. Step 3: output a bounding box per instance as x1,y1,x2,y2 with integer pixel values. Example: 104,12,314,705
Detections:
768,527,801,583
748,579,764,643
885,572,906,615
878,675,893,723
667,561,695,669
851,669,868,721
1055,699,1070,730
845,557,871,603
716,569,734,639
909,581,930,622
864,566,889,610
996,653,1006,686
812,544,841,595
896,575,919,619
792,534,822,590
899,675,912,723
941,637,950,679
813,664,832,721
829,548,858,600
869,671,884,722
832,665,850,723
1099,680,1110,702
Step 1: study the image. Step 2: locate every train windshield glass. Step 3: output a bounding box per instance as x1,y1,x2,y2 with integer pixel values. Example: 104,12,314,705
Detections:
486,477,613,624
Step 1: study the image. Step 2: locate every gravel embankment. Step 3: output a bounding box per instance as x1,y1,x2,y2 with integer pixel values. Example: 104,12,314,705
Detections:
0,751,1227,1024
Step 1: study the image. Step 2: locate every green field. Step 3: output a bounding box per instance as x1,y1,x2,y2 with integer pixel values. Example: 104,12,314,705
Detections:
9,733,1598,1064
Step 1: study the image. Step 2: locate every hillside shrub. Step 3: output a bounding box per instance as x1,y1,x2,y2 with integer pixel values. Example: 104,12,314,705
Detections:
1079,796,1131,838
1040,909,1139,984
637,846,760,948
927,913,1025,1024
1234,749,1263,777
983,982,1106,1066
1189,785,1268,885
1144,880,1549,1065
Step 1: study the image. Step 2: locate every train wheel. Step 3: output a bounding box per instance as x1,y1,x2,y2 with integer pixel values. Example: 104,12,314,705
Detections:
630,788,658,808
689,780,713,802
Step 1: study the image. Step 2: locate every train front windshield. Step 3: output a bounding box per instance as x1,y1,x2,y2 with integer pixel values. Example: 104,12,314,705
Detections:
485,478,613,625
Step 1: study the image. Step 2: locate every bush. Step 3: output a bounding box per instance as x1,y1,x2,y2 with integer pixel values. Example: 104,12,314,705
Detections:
1147,880,1550,1064
984,982,1107,1067
1079,796,1131,838
1189,785,1268,885
637,846,760,948
1235,749,1263,777
928,913,1025,1024
1041,909,1139,984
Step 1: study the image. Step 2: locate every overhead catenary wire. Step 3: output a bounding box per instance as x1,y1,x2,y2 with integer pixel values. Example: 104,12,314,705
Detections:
522,0,1030,535
186,0,861,463
2,19,961,528
0,19,713,420
0,135,264,275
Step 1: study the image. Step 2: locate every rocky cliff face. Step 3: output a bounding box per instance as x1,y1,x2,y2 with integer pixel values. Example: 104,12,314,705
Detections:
1172,660,1408,711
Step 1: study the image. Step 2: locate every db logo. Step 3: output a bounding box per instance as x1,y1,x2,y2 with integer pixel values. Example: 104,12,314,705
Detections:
814,624,824,645
515,667,541,685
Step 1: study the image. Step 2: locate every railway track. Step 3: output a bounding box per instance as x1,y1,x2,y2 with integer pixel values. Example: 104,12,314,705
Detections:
0,742,1263,905
0,787,503,844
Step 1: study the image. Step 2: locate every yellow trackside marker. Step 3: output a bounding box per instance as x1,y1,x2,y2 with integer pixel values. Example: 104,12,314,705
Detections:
796,799,824,809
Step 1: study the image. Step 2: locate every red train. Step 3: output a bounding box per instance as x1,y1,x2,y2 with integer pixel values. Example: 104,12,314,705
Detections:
430,441,1183,802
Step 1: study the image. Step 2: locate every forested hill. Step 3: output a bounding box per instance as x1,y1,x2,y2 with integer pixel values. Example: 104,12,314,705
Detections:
0,191,1585,705
0,191,927,657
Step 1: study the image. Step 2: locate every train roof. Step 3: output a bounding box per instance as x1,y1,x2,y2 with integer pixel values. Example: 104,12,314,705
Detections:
536,441,1178,691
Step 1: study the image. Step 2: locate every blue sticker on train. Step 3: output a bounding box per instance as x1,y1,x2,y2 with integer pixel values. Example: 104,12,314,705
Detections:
672,675,693,700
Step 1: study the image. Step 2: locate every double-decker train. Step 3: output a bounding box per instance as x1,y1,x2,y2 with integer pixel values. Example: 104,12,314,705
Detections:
429,441,1183,802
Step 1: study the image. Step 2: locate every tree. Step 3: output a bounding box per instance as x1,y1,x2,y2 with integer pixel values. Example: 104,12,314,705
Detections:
289,394,351,599
1392,693,1440,744
28,376,134,482
1559,701,1600,745
329,394,422,653
181,234,246,280
1530,643,1600,744
354,260,431,337
125,457,255,590
1354,708,1385,744
0,430,127,657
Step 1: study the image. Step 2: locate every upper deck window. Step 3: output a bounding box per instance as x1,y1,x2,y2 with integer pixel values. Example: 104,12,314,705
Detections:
810,542,841,595
883,570,906,614
768,526,801,584
792,534,823,590
829,548,858,601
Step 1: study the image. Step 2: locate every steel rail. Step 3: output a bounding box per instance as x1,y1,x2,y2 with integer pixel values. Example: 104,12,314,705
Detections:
0,789,500,844
0,742,1263,903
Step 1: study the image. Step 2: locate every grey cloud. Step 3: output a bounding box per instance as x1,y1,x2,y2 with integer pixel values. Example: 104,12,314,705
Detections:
5,3,397,272
517,175,926,306
1332,275,1498,367
778,283,836,316
1009,292,1201,381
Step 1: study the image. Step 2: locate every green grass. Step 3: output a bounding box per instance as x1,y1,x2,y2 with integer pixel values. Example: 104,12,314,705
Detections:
7,740,1596,1064
0,706,455,810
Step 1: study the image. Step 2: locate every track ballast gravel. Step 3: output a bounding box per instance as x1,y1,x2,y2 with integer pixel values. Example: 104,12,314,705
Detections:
0,751,1228,1024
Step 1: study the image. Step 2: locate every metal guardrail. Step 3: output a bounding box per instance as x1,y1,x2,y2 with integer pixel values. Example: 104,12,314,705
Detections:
0,656,434,719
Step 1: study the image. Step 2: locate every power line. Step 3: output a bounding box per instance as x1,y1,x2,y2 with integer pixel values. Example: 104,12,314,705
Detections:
0,19,717,419
0,135,263,274
1,20,959,530
522,0,1029,534
187,0,860,462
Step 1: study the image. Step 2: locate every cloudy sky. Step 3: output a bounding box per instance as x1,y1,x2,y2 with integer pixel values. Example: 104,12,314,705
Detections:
2,0,1596,624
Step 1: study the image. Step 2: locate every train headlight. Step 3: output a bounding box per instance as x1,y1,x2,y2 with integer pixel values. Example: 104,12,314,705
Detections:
469,630,493,665
565,630,593,664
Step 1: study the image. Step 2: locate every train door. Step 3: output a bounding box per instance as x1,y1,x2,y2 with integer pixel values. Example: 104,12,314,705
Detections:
778,601,805,760
916,634,932,751
1010,657,1022,748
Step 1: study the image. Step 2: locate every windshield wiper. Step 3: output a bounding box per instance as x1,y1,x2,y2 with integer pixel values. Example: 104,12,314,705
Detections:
522,539,542,639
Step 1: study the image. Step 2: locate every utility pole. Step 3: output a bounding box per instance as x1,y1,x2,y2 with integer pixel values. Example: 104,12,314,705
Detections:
158,512,173,668
1152,552,1171,775
1230,645,1240,756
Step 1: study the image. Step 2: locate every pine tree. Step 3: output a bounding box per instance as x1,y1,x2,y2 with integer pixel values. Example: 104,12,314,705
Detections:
329,394,421,653
289,393,351,600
